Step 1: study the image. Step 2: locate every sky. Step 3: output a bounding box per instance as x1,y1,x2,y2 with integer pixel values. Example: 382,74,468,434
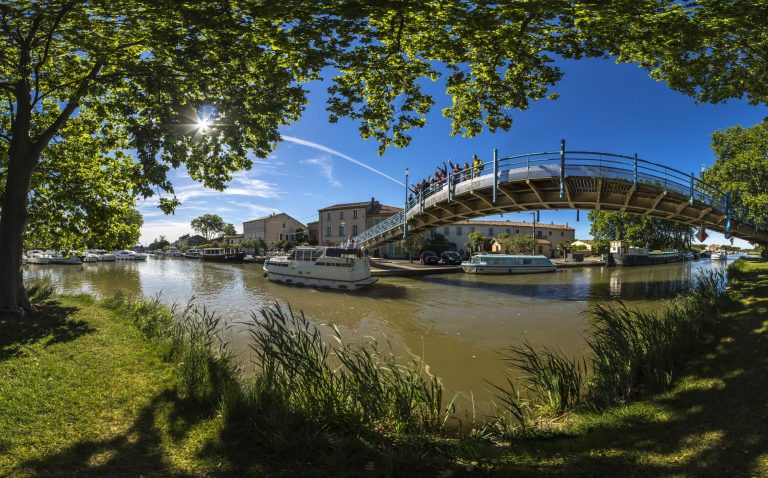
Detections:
138,57,767,248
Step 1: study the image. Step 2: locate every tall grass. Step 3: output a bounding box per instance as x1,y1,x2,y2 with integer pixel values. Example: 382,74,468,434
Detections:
239,303,446,435
24,279,55,303
494,269,727,426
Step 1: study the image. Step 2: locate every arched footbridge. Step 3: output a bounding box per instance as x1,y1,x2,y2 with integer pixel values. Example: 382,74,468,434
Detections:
354,143,768,248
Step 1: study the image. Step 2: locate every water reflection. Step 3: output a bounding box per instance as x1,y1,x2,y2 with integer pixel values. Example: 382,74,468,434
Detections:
23,256,734,412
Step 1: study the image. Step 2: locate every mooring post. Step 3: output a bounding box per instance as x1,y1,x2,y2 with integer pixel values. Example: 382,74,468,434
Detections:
559,139,566,199
725,192,731,239
633,153,638,188
492,148,498,204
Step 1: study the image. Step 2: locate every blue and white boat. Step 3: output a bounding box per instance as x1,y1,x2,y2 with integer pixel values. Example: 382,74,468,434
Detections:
461,254,557,274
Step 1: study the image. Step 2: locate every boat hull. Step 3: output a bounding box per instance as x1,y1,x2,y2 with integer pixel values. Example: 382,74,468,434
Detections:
264,268,377,290
612,253,682,266
461,265,556,274
201,252,246,263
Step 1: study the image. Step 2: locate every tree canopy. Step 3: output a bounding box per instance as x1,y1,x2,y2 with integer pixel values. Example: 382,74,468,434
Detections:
191,214,226,241
498,234,537,255
589,211,693,251
702,119,768,228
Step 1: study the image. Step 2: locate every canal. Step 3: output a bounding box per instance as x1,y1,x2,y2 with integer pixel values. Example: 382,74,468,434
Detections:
23,257,732,412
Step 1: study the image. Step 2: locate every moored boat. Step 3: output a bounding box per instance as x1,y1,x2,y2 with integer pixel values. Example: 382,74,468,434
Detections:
461,253,556,274
48,252,82,265
113,250,148,261
263,246,376,290
26,250,51,264
200,248,246,263
608,241,682,267
82,252,100,263
89,249,116,261
712,250,728,261
184,249,203,259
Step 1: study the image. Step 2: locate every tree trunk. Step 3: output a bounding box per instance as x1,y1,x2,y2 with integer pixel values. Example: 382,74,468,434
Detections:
0,138,38,314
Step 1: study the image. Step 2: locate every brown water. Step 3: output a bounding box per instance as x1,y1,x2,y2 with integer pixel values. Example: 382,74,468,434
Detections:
23,257,732,412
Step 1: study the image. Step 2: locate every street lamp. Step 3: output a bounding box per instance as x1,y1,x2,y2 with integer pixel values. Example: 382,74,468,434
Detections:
404,168,409,239
528,211,538,255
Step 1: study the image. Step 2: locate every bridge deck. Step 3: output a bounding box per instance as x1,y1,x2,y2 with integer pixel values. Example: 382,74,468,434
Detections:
354,151,767,247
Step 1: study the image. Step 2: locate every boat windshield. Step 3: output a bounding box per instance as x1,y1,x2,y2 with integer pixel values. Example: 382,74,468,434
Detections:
325,247,361,258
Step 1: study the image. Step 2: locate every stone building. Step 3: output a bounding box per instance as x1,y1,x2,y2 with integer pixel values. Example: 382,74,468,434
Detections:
242,212,305,246
318,198,401,246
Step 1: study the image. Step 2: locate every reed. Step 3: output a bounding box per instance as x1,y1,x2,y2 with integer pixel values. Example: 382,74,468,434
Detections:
494,269,726,425
241,303,447,435
24,279,54,303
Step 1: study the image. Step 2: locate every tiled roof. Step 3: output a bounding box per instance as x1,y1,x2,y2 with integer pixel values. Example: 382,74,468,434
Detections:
452,219,574,230
319,201,372,210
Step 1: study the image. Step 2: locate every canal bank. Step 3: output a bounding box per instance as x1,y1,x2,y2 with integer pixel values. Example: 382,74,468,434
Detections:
4,259,766,476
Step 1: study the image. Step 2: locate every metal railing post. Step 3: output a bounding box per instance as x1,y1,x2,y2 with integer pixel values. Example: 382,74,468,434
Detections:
690,173,694,205
725,192,731,239
492,148,498,204
447,171,452,202
560,139,566,199
633,153,638,187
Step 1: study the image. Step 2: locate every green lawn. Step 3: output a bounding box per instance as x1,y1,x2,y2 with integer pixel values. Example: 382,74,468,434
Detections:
2,260,767,477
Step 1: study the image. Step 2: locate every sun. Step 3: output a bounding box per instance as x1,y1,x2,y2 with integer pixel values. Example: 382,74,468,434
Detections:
196,118,210,131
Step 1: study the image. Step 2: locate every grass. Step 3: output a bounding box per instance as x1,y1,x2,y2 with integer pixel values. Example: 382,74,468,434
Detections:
2,260,767,476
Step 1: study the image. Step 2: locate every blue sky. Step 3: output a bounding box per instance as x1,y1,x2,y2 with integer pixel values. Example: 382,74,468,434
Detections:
138,57,767,247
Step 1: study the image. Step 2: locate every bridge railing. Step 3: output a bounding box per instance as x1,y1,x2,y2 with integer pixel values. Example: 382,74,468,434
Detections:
354,149,764,245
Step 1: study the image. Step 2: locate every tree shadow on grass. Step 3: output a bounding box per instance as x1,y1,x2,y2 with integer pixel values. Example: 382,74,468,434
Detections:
491,265,768,477
15,390,210,478
0,300,93,361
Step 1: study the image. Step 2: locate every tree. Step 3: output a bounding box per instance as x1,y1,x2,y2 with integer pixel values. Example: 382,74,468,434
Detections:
466,232,487,253
191,214,226,242
400,233,426,263
589,211,693,251
424,233,453,255
702,120,768,227
4,1,767,312
148,235,170,251
293,228,306,245
500,234,536,255
222,223,237,237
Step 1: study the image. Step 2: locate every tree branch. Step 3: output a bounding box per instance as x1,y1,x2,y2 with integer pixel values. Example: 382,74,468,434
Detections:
32,59,104,154
32,2,78,107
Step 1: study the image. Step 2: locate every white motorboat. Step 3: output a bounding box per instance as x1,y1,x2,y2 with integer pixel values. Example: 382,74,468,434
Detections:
26,250,51,264
461,254,557,274
712,250,728,261
48,252,82,265
263,246,377,290
89,249,116,261
82,252,100,263
113,249,148,261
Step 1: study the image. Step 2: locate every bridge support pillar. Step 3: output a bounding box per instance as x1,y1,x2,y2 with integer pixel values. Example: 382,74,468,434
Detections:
492,148,498,204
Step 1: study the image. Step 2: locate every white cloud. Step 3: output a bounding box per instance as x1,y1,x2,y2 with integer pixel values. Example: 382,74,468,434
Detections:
301,155,341,188
229,201,280,219
171,176,280,202
139,219,193,245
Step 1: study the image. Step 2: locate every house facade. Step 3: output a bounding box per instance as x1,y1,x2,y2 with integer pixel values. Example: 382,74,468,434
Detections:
174,234,207,248
242,212,305,246
318,198,401,246
428,220,575,257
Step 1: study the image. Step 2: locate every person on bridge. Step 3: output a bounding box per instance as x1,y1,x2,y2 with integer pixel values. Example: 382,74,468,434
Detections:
451,162,462,183
462,162,471,181
472,154,484,178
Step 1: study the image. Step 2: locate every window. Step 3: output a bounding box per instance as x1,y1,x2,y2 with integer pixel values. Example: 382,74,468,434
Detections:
515,229,519,234
506,228,511,235
470,227,475,233
549,231,552,236
279,234,283,240
488,228,494,236
444,227,450,236
339,225,345,236
537,230,543,238
457,227,462,235
339,210,344,220
352,224,358,235
352,210,358,219
326,212,331,221
326,226,332,237
561,231,564,237
282,223,286,229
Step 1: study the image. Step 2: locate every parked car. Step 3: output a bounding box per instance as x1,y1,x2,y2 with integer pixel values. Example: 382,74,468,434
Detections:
419,250,439,265
440,250,462,265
